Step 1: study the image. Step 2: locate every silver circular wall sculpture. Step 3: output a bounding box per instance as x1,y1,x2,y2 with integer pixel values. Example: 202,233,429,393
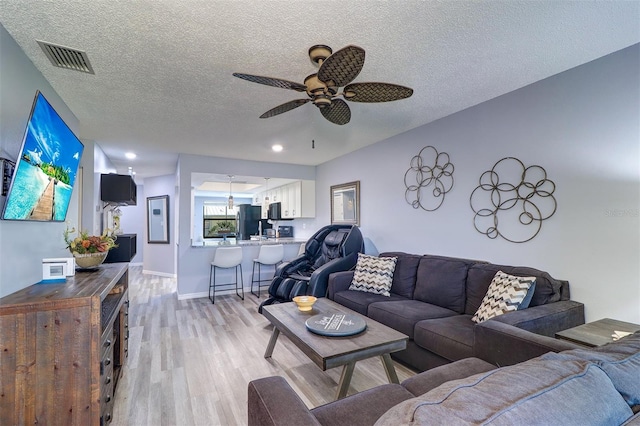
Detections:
470,157,557,243
404,146,454,211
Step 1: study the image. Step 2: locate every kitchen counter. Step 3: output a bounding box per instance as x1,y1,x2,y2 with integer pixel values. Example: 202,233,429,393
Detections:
180,238,306,300
191,238,307,247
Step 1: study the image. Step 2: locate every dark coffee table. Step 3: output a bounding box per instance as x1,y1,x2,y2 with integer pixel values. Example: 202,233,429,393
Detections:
555,318,640,347
262,298,408,400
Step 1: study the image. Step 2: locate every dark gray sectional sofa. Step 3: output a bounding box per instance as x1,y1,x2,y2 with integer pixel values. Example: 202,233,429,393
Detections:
328,252,585,371
248,327,640,425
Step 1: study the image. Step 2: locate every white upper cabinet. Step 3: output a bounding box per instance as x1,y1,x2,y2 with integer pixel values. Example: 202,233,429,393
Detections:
253,180,315,219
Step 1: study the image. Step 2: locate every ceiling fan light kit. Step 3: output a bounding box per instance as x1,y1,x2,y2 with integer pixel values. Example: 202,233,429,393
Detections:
233,44,413,125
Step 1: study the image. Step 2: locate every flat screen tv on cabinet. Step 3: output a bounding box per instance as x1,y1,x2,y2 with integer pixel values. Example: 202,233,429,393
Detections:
1,91,84,221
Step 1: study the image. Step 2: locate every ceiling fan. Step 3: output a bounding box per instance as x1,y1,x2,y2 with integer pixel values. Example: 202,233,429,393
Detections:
233,45,413,125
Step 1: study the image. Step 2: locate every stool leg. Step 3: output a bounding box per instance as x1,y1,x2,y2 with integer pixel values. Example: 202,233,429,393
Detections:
237,264,245,300
251,261,260,298
212,265,218,304
209,265,214,304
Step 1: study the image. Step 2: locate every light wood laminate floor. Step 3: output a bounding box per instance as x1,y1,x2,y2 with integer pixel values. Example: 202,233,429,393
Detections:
111,266,416,425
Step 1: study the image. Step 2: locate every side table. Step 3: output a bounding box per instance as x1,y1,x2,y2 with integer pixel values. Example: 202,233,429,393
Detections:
555,318,640,347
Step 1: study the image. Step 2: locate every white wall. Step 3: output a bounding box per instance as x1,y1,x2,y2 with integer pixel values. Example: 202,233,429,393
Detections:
143,174,177,276
316,45,640,323
0,25,81,297
118,183,145,263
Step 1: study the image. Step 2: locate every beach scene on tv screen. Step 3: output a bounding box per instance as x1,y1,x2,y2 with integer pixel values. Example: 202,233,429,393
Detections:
2,93,83,221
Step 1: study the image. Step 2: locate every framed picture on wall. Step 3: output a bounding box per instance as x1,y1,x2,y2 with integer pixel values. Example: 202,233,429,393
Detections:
330,181,360,226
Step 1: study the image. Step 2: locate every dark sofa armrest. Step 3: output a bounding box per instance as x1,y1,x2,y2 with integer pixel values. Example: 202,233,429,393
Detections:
401,357,496,396
490,300,585,337
474,320,582,367
248,376,321,426
327,270,355,299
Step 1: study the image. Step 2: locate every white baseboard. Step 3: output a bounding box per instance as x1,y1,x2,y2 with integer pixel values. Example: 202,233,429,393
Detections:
142,270,177,278
177,291,209,300
177,288,251,300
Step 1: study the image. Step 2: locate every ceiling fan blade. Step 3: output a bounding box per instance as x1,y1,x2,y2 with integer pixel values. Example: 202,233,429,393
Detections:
233,73,307,92
317,45,365,88
320,99,351,125
260,99,310,119
343,82,413,103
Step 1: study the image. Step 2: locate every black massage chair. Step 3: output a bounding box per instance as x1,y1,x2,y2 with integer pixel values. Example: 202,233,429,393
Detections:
258,224,363,313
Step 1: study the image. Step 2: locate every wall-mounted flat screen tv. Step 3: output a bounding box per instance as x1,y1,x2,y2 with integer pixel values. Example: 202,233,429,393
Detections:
1,91,84,221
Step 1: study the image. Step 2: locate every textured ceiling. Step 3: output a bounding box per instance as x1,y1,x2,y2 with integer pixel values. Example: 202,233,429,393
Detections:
1,1,638,179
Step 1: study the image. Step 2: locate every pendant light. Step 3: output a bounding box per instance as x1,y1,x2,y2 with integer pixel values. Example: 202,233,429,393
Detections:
227,175,234,209
264,177,270,208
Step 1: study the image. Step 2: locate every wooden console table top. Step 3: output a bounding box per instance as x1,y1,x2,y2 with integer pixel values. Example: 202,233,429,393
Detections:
555,318,640,347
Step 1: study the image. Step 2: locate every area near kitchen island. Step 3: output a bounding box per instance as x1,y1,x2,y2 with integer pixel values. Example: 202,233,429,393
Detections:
178,238,307,300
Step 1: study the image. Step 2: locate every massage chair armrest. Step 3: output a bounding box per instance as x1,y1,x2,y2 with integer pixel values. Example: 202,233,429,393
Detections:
489,300,585,337
274,255,307,278
327,270,356,299
248,376,321,426
473,320,582,367
307,253,359,297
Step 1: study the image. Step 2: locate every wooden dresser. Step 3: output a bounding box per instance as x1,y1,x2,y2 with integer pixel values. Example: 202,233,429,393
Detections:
0,263,129,425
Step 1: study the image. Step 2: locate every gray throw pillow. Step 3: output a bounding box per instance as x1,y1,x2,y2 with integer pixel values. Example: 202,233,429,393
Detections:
472,271,536,323
349,253,397,297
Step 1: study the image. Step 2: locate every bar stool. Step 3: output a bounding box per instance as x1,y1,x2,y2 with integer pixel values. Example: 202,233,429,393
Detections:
251,244,284,298
209,246,244,304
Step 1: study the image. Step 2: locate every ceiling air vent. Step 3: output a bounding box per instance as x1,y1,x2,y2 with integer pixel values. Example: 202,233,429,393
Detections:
37,40,94,74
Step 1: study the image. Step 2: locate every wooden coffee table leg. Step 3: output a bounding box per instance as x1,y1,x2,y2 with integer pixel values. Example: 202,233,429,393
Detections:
264,328,280,358
336,361,356,400
381,353,399,384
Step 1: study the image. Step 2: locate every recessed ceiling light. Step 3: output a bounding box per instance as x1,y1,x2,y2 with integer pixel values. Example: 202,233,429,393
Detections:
125,152,136,159
272,144,283,152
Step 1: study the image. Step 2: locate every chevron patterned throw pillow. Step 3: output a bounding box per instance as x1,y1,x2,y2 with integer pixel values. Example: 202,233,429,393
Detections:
349,253,397,297
472,270,537,323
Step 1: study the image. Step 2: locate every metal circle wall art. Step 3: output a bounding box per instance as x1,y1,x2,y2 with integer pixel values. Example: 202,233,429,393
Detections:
404,146,455,211
470,157,557,243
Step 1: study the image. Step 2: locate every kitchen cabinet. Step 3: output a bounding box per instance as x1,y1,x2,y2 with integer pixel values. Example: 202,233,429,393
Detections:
281,180,315,218
253,180,315,219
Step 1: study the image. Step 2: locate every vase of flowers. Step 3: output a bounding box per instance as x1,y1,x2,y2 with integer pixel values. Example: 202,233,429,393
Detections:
64,226,117,269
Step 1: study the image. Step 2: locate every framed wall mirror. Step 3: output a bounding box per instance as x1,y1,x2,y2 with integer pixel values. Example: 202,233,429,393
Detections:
331,181,360,226
147,195,169,244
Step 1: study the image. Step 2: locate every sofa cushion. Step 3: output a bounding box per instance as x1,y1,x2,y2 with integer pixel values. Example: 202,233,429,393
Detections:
465,263,564,315
413,256,472,313
541,331,640,406
414,315,475,361
472,271,536,323
367,300,458,339
380,252,422,298
349,253,397,297
311,383,414,426
375,359,633,426
332,290,409,315
401,357,496,397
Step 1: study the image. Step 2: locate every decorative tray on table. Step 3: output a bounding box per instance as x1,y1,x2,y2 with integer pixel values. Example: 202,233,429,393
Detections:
305,312,367,337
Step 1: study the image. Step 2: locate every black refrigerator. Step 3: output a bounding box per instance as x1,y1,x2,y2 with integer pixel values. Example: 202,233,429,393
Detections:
236,204,261,240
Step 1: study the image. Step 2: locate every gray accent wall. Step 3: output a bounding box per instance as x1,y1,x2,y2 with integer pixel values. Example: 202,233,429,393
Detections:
0,25,81,297
316,44,640,323
143,175,176,276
